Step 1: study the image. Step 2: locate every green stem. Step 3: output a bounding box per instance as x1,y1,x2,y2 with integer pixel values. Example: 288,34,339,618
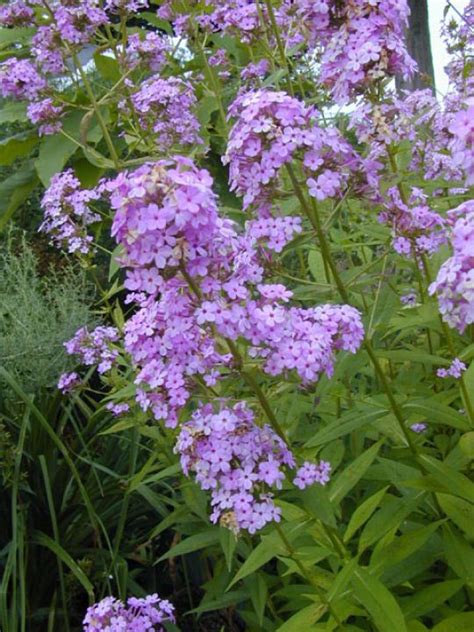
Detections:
285,164,419,455
261,0,295,96
70,50,121,168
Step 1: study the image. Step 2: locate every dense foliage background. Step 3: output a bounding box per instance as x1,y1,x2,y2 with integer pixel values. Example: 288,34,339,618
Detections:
0,0,473,630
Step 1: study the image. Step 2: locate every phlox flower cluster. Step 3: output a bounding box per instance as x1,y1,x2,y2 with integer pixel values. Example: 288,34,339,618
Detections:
122,76,201,151
378,187,446,257
126,33,170,72
449,102,474,185
348,90,470,193
27,98,63,136
39,169,100,254
442,0,474,94
103,157,231,427
224,89,357,211
106,402,131,416
158,0,413,103
57,371,81,393
400,291,417,307
176,402,297,534
429,201,474,333
0,58,46,101
64,326,119,374
99,157,363,427
320,0,415,103
410,423,427,434
0,0,33,26
83,594,174,632
53,0,107,45
293,460,331,490
437,358,466,379
0,0,172,139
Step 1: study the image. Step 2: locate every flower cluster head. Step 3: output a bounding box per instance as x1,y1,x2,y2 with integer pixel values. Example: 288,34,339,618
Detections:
97,157,364,427
0,58,46,101
449,101,474,185
57,371,81,393
224,89,357,212
83,593,175,632
437,358,467,379
430,201,474,333
293,460,331,489
106,402,131,416
0,0,33,26
176,402,297,534
126,32,170,72
53,0,107,45
27,98,63,136
122,76,201,151
410,423,427,434
64,326,119,374
379,187,447,257
40,169,100,254
320,0,415,103
103,157,228,426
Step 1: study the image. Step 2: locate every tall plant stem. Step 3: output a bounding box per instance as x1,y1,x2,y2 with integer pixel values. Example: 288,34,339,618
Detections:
285,164,419,455
70,50,121,168
261,0,295,96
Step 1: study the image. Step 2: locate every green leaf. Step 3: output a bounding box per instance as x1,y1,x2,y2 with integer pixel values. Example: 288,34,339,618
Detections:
403,400,470,431
99,417,138,435
370,521,443,573
459,432,474,459
0,132,38,166
418,455,474,503
35,132,78,186
227,539,278,589
158,529,219,562
32,531,94,599
375,350,448,365
244,573,267,626
262,68,288,88
305,407,384,447
301,485,337,527
140,12,172,33
352,566,407,632
0,27,34,46
197,95,219,127
407,621,429,632
437,493,474,536
276,604,327,631
308,249,328,283
188,590,249,615
462,361,474,413
330,440,383,504
432,612,474,632
327,557,359,602
443,525,474,583
344,487,388,543
94,52,121,82
82,145,116,169
401,580,464,619
0,160,38,230
219,527,237,572
359,492,425,553
0,101,27,124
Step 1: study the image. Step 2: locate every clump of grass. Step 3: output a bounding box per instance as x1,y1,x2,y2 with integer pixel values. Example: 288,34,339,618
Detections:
0,232,96,394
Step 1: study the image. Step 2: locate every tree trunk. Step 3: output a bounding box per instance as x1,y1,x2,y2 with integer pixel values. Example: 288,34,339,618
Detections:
396,0,436,93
